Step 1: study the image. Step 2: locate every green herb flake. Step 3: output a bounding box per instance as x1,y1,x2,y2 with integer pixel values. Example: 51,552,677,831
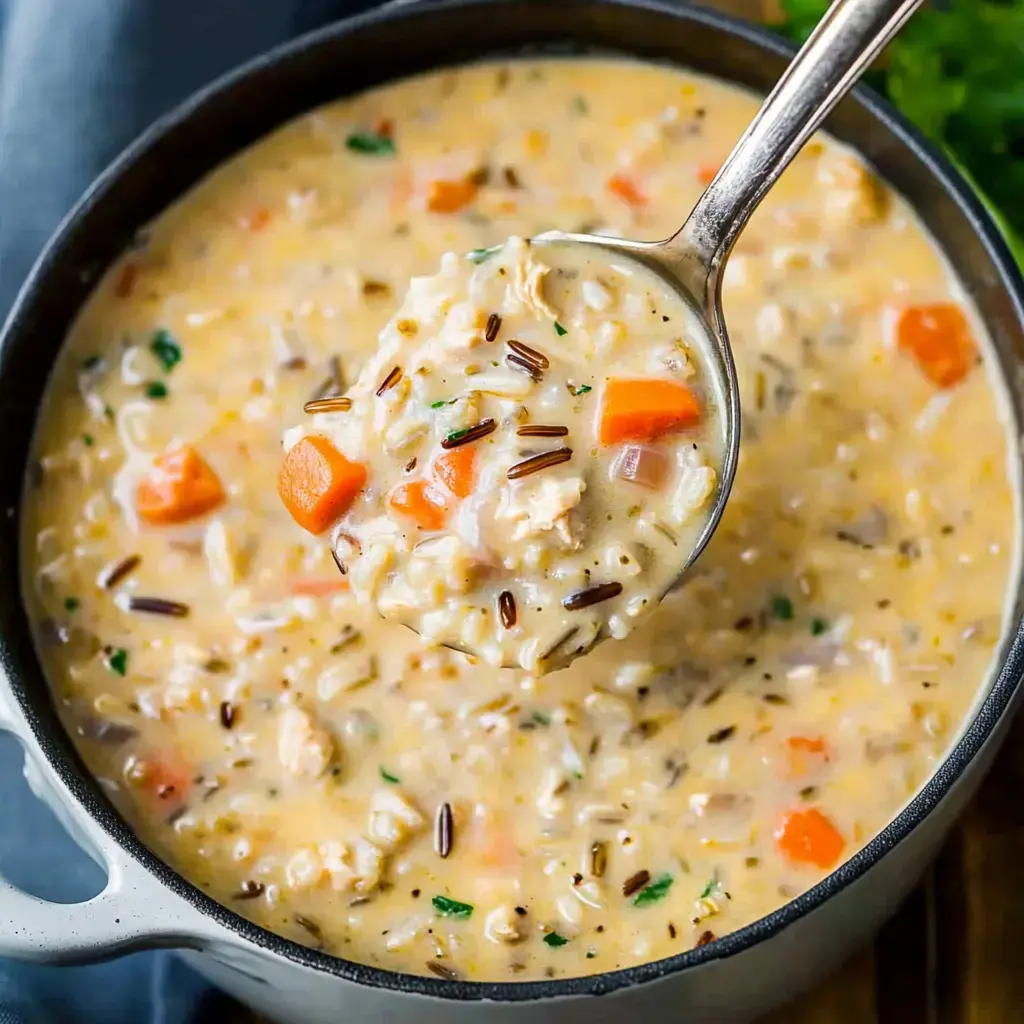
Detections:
467,246,497,264
531,710,551,727
145,381,169,400
82,434,95,447
585,951,597,959
432,895,474,918
64,597,80,613
444,426,470,446
81,355,102,371
345,132,397,156
568,383,592,397
553,321,568,337
634,874,674,907
103,404,115,422
771,595,794,621
431,399,455,410
810,617,829,636
107,647,129,677
698,877,717,900
572,96,590,115
150,329,182,372
543,932,569,948
379,766,400,784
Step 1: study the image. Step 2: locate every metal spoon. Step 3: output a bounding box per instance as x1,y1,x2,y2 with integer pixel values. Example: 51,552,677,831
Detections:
533,0,921,594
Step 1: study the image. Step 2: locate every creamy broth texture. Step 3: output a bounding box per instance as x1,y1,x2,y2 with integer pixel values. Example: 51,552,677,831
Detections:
22,60,1017,982
280,236,721,671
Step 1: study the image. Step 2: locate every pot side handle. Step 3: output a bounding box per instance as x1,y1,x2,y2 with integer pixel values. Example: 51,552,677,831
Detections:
0,696,222,964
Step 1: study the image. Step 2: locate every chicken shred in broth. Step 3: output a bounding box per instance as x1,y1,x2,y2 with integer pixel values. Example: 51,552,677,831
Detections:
21,60,1018,981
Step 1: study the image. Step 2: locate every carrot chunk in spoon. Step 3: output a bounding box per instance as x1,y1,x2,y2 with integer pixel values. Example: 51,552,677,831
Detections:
278,435,367,535
389,480,449,531
599,378,702,445
897,302,977,388
136,446,225,526
606,173,647,208
426,177,479,214
433,447,476,499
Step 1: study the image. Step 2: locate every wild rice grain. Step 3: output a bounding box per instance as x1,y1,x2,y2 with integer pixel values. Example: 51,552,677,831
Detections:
562,581,623,611
441,418,497,450
376,365,402,396
485,313,502,342
126,596,189,617
516,424,568,437
507,339,550,368
506,354,543,381
304,396,352,414
498,590,517,629
434,801,454,859
219,701,237,729
507,447,573,480
622,869,651,897
234,880,264,900
100,554,141,589
590,840,608,878
427,961,459,981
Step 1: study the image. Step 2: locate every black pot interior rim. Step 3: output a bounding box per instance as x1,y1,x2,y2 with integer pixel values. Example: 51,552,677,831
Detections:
4,0,1024,1004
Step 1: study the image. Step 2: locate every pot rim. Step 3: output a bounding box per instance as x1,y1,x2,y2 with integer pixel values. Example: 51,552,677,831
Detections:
4,0,1024,1003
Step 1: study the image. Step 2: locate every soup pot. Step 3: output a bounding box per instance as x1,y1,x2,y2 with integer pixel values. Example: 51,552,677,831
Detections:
1,1,1023,1021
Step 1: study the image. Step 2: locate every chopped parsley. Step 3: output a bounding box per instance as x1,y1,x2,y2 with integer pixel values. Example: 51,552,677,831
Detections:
699,877,718,900
553,321,568,337
543,931,569,947
572,96,590,115
81,355,102,371
64,597,80,613
585,950,597,959
810,617,829,636
467,246,497,264
379,767,400,784
443,426,471,446
82,434,95,447
531,710,551,727
771,595,794,621
633,873,674,906
430,400,449,409
568,383,592,397
431,895,474,918
145,381,168,400
150,329,182,372
345,132,396,156
106,647,129,677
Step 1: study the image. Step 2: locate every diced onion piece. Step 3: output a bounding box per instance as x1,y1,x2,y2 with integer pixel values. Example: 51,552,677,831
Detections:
613,444,668,490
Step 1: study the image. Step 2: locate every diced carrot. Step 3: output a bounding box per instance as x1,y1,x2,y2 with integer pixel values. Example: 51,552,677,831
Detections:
426,178,479,214
389,480,448,530
607,173,647,208
278,435,367,535
897,302,977,388
786,735,830,776
290,578,350,597
475,816,520,871
697,163,720,186
113,262,138,299
136,446,226,526
373,117,394,139
599,378,702,445
240,206,271,232
131,750,192,811
433,447,476,499
775,808,845,870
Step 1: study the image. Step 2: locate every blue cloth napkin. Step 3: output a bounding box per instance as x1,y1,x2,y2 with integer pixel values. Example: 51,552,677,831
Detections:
0,1,378,1020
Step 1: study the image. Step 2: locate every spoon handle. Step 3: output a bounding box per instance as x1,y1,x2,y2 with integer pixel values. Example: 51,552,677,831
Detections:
668,0,922,300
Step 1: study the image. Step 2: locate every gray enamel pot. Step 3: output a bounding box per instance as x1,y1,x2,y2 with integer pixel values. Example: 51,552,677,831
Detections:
1,1,1023,1021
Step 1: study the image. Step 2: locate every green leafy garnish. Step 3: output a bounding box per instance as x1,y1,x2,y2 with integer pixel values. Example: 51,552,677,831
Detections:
150,329,182,372
634,874,674,907
811,617,829,636
699,877,718,900
81,355,102,371
467,246,497,264
82,434,95,447
778,0,1024,254
345,132,396,156
771,595,794,621
553,321,568,337
543,932,569,947
432,895,474,918
572,96,589,116
64,597,80,613
531,710,551,727
568,384,592,397
585,950,597,959
106,647,129,677
145,381,168,400
379,767,400,784
430,400,450,409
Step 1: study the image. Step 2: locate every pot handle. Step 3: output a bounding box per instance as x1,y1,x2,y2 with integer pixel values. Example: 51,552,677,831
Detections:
0,695,221,964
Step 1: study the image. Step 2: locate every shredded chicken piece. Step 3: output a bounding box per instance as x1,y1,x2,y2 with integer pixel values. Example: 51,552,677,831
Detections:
277,706,334,778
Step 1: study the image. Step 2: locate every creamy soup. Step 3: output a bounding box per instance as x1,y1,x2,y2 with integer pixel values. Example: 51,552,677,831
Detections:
279,236,722,671
22,60,1017,983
